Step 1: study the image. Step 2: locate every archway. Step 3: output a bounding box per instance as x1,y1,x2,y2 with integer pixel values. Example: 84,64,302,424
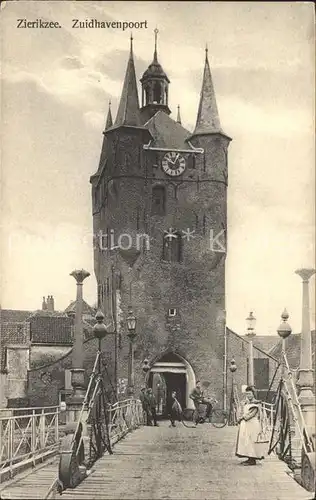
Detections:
148,352,196,417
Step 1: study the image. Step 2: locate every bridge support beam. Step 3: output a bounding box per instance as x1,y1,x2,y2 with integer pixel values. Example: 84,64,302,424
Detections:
295,268,315,436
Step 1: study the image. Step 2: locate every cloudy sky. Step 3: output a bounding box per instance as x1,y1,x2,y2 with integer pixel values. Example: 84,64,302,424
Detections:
0,1,314,336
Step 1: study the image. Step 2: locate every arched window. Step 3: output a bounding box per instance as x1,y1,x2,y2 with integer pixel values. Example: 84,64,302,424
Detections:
152,185,166,215
153,82,162,104
162,230,182,262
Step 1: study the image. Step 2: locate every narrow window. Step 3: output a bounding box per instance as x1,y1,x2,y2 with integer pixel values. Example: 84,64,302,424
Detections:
97,284,102,308
189,154,196,169
152,185,166,215
162,231,182,262
203,215,206,235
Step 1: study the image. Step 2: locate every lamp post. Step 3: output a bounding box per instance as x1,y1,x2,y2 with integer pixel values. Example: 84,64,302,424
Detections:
142,358,150,388
229,358,238,425
126,307,137,396
245,311,256,387
295,268,315,432
68,269,90,420
277,309,292,378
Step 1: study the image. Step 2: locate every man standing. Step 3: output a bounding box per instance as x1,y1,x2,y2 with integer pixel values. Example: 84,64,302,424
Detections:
168,391,182,427
139,387,151,426
190,381,213,425
146,388,158,426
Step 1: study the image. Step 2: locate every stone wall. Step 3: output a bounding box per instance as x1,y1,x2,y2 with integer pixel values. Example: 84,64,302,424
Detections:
27,336,116,407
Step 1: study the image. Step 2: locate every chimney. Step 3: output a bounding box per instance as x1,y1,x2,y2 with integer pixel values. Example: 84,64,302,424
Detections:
42,296,47,310
47,295,54,312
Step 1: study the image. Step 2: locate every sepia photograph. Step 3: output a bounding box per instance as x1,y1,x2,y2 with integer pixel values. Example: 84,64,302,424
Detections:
0,1,315,499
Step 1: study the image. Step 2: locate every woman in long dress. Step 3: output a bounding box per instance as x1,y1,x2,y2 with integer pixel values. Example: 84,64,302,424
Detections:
236,386,265,466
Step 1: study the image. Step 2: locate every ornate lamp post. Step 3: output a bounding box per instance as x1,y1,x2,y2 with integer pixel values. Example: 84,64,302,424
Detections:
126,307,137,396
245,311,256,387
68,269,90,419
277,309,292,378
142,358,150,388
295,268,315,431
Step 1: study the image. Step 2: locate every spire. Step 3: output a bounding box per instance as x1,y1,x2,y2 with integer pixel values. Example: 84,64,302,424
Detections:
193,47,222,135
105,101,113,129
176,105,182,125
115,35,141,127
153,28,158,62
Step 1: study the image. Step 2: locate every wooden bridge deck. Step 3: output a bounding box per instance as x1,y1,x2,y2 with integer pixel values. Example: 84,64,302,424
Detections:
0,423,313,500
0,457,59,499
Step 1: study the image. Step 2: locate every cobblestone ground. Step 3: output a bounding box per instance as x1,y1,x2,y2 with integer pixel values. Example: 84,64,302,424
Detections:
61,422,312,500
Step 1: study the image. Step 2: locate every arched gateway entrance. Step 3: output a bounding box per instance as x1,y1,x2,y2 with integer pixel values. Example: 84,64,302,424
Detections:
147,353,196,417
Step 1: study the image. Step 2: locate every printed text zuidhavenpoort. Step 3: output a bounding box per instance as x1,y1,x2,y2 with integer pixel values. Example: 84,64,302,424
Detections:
16,18,148,30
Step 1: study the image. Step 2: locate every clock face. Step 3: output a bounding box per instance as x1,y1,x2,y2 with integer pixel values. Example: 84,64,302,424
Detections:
161,152,186,177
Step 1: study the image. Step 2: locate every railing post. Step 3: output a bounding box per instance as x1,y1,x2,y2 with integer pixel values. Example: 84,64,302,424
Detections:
9,417,14,464
40,409,46,449
31,411,36,454
55,409,59,443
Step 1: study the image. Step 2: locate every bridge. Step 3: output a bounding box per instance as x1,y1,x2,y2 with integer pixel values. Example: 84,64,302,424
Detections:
0,348,315,500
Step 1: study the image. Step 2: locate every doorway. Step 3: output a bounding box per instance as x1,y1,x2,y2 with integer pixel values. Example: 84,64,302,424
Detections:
147,352,196,418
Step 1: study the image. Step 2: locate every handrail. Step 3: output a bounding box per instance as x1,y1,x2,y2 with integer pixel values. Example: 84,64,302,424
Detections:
282,353,314,453
0,406,60,480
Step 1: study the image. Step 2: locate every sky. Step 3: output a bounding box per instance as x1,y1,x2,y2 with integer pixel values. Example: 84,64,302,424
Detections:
0,1,315,336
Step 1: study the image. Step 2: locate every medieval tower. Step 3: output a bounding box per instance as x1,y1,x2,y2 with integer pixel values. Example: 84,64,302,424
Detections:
90,33,232,411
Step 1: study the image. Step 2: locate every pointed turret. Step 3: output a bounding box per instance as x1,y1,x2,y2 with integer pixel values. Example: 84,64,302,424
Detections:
115,35,141,127
192,47,223,136
176,105,182,125
105,101,113,129
140,29,171,120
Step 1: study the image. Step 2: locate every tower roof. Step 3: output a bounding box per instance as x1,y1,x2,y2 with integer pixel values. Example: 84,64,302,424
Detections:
141,29,170,83
193,47,223,136
114,36,142,127
105,101,113,129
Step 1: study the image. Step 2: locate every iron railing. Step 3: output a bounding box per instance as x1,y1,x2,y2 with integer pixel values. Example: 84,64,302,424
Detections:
0,406,60,481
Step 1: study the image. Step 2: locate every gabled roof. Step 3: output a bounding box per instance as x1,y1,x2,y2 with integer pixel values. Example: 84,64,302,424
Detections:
249,335,280,354
0,309,32,323
30,315,73,345
270,330,316,370
64,299,96,317
0,322,30,371
144,111,194,151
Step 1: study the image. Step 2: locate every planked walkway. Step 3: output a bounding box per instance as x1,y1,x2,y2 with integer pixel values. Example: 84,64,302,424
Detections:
0,457,59,499
0,423,313,500
61,423,312,500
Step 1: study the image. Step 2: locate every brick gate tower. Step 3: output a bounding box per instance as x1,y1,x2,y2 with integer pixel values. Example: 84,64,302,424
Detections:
90,33,232,411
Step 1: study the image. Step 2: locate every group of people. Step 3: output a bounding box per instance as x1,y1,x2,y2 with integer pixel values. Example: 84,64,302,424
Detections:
140,382,269,467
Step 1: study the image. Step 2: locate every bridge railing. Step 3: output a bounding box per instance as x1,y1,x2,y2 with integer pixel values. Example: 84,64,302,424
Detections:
268,352,315,493
0,406,60,481
58,349,145,493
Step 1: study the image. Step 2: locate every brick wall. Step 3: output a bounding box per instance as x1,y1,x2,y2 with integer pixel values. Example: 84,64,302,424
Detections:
92,127,230,404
